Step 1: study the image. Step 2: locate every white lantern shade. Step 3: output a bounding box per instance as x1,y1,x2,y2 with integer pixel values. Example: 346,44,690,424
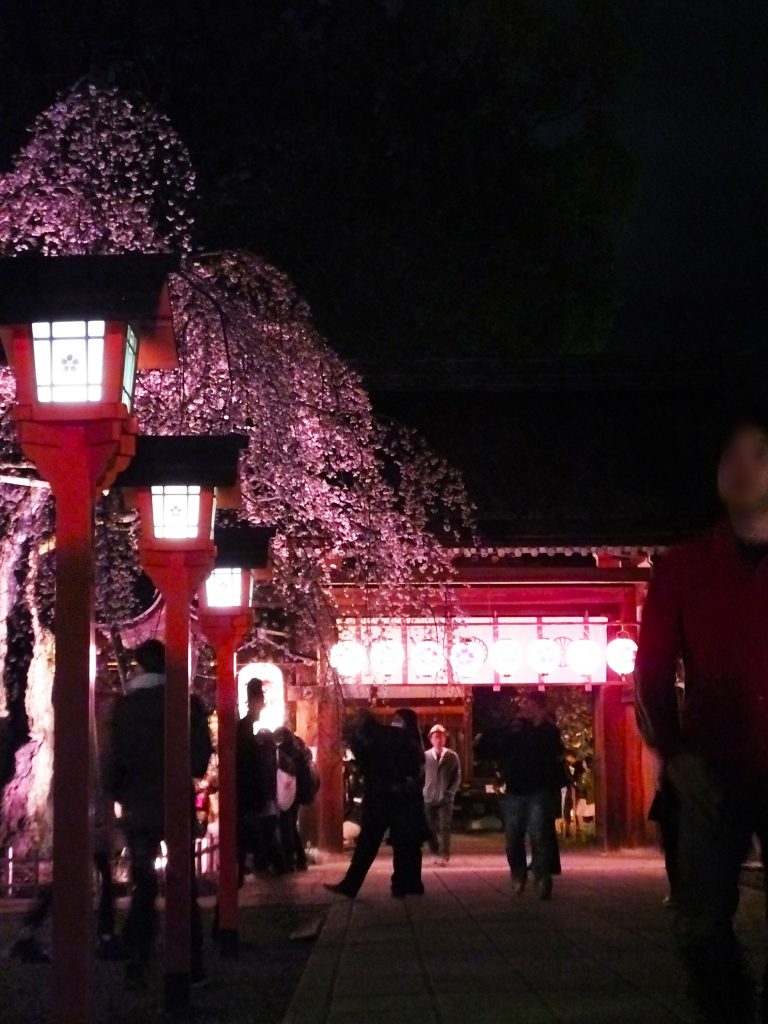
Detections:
29,319,139,410
606,637,638,676
204,566,250,609
411,640,442,680
329,640,367,678
369,639,405,678
566,637,603,678
32,320,106,404
489,638,524,678
450,637,488,680
528,637,561,675
151,484,206,539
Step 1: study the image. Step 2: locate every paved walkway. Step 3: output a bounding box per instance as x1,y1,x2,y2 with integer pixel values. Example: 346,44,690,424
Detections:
283,845,767,1024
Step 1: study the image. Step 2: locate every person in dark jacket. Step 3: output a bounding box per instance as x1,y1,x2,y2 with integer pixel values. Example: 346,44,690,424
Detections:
324,708,426,899
106,639,212,990
499,693,565,900
636,417,768,1024
235,680,284,876
236,678,264,880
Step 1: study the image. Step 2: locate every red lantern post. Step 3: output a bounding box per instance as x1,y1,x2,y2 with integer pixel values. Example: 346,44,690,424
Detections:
0,255,177,1024
197,527,273,956
198,571,252,957
117,435,245,1011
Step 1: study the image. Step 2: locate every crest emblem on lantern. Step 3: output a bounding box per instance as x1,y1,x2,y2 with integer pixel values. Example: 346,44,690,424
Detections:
411,640,443,679
369,639,405,678
449,637,488,680
528,637,561,675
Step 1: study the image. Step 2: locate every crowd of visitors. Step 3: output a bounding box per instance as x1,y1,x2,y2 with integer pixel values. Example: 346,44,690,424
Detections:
7,416,768,1024
235,678,319,879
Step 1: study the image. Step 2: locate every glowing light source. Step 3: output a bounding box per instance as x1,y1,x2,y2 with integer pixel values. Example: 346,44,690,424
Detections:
489,638,524,678
450,637,488,680
150,484,204,539
528,638,561,675
238,662,285,730
411,640,442,680
31,320,107,404
205,566,246,609
329,640,366,678
369,639,404,678
606,636,638,676
565,637,603,677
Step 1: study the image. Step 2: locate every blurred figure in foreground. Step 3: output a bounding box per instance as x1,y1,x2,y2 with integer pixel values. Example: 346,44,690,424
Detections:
636,416,768,1024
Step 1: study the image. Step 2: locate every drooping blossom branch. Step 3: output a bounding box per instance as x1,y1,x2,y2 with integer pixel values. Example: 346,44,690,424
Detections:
0,82,475,842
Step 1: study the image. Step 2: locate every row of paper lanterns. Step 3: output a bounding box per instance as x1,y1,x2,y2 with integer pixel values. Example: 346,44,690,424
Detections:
329,634,638,680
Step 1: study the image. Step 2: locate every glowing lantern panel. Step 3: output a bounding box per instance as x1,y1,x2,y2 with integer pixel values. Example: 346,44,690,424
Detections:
151,484,203,539
528,638,561,676
606,637,638,676
205,567,244,609
489,638,524,678
329,640,367,678
32,320,106,404
566,637,603,678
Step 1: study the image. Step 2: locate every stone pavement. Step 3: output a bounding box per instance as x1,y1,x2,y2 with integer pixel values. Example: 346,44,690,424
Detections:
283,843,767,1024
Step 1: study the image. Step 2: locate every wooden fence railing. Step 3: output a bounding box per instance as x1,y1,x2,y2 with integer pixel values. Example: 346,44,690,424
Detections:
0,834,220,900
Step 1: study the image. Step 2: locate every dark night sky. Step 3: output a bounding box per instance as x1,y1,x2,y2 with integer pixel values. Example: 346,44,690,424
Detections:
0,1,766,361
612,1,768,355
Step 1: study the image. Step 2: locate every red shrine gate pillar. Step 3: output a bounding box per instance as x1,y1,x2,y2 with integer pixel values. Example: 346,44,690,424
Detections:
594,585,643,850
315,684,344,853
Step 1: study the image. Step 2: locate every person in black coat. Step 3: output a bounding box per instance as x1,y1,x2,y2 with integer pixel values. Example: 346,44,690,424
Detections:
325,708,426,898
106,639,212,989
236,679,285,876
497,693,565,900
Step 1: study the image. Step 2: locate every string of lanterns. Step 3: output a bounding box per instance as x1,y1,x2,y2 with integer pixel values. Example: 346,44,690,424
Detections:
329,633,638,681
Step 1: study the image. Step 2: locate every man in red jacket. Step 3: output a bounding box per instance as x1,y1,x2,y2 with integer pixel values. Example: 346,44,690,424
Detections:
636,417,768,1024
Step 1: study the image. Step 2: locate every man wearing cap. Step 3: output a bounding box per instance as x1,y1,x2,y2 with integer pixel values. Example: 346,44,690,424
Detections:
423,725,461,865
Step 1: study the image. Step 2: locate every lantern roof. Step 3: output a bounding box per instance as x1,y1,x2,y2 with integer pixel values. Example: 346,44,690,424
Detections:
0,254,179,370
213,525,276,569
114,434,247,488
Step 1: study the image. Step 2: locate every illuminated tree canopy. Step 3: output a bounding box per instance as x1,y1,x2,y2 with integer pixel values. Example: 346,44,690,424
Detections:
0,82,474,844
